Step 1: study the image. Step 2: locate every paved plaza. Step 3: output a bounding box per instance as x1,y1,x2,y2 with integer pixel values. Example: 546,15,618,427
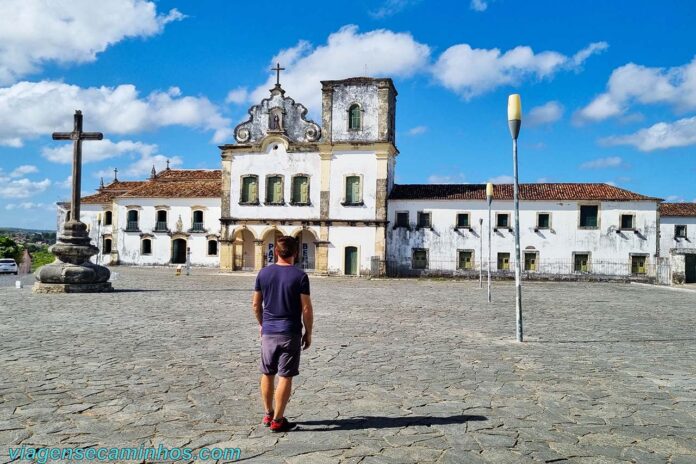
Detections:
1,268,695,463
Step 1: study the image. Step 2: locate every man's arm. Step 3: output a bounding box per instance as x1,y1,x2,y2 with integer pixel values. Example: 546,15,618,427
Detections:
301,293,313,350
252,291,263,332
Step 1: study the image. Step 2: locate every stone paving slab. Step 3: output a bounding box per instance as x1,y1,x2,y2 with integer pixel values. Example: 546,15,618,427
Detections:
1,267,695,463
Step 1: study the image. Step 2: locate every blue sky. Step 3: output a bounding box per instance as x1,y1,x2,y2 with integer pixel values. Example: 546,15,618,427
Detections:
1,0,695,229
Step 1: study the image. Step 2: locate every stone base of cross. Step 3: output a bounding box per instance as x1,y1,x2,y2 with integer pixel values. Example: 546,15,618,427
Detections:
33,110,113,293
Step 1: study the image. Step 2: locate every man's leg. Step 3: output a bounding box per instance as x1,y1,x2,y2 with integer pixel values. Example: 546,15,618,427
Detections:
273,376,292,420
260,374,275,414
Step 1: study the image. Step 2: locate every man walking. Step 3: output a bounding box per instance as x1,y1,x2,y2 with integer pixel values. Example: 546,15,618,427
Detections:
252,236,313,432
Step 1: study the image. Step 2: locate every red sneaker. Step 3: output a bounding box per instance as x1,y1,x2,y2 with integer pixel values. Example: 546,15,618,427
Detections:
262,412,273,427
270,417,297,433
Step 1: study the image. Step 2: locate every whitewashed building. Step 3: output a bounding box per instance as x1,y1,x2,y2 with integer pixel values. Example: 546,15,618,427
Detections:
58,168,222,267
659,203,696,284
59,75,696,284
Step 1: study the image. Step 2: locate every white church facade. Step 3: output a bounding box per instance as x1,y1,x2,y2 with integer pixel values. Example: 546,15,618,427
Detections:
57,76,696,284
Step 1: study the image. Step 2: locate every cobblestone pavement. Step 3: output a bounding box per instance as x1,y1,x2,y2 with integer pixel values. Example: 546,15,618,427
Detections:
1,268,695,463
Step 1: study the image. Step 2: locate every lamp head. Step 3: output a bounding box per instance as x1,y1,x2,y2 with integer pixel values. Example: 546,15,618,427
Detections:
507,94,521,121
486,182,494,199
97,213,102,224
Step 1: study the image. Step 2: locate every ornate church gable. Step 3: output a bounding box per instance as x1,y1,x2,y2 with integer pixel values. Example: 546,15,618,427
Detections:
234,64,321,145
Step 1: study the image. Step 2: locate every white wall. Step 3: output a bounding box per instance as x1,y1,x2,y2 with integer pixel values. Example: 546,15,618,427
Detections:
114,197,220,266
330,83,379,142
229,143,321,220
326,226,376,275
328,151,377,220
660,216,696,256
387,199,659,273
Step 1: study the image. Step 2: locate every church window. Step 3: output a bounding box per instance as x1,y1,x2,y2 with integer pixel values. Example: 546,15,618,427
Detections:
344,176,362,205
241,175,259,204
579,205,599,228
412,248,428,270
266,175,284,204
675,225,687,238
496,213,510,229
291,175,310,205
574,253,590,272
207,240,218,256
537,213,550,229
497,252,510,271
631,255,647,275
141,239,152,255
348,104,361,130
417,211,431,229
66,210,71,221
524,252,537,271
395,212,409,228
456,213,470,228
620,214,635,230
155,210,168,232
126,210,139,231
458,250,473,270
104,211,112,226
103,238,112,254
192,210,204,232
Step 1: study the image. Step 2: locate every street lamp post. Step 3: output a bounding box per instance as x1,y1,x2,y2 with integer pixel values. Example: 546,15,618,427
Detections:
479,217,483,288
508,94,523,342
486,182,493,303
96,213,102,265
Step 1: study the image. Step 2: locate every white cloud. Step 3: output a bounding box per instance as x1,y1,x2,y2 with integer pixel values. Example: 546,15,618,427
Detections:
470,0,488,12
248,25,430,113
432,42,607,99
0,81,232,145
43,139,156,164
535,177,551,183
369,0,421,18
10,165,38,177
0,137,23,148
225,87,249,105
488,175,514,184
579,156,624,169
58,176,73,189
0,177,51,199
601,116,696,151
0,0,184,84
407,125,428,135
526,101,564,127
5,202,52,211
427,172,466,184
81,141,183,179
576,57,696,123
665,195,685,202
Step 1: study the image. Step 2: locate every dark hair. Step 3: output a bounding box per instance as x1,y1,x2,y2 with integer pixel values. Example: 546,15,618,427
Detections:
275,235,298,259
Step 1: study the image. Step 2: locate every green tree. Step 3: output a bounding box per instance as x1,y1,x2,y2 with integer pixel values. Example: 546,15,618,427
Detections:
0,235,23,262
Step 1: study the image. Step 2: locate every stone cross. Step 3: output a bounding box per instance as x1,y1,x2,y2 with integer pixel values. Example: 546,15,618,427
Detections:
52,110,103,223
271,62,285,86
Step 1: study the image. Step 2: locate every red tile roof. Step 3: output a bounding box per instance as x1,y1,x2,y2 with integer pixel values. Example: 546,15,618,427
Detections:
121,180,221,198
154,169,221,181
389,183,661,202
659,202,696,217
80,170,220,203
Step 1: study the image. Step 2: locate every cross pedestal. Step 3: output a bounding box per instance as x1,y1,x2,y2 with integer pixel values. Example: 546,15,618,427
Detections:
34,110,113,293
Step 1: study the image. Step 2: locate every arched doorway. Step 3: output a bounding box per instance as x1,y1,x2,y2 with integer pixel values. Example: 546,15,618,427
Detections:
344,246,358,276
233,228,256,271
171,238,187,264
262,228,283,267
293,228,317,271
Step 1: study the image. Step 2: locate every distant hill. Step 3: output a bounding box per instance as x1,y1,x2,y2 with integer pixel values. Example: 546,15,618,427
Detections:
0,227,54,234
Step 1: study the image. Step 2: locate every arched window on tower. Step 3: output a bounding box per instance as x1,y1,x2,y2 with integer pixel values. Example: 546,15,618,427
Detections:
348,104,361,130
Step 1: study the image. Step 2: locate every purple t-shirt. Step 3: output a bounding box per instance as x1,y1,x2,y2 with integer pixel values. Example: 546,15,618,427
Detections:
254,264,310,335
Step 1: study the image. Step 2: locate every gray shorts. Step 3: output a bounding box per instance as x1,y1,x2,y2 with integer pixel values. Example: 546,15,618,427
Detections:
260,333,302,377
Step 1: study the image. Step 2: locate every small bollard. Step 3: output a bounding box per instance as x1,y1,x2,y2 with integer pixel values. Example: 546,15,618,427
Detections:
176,265,182,276
15,280,23,289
